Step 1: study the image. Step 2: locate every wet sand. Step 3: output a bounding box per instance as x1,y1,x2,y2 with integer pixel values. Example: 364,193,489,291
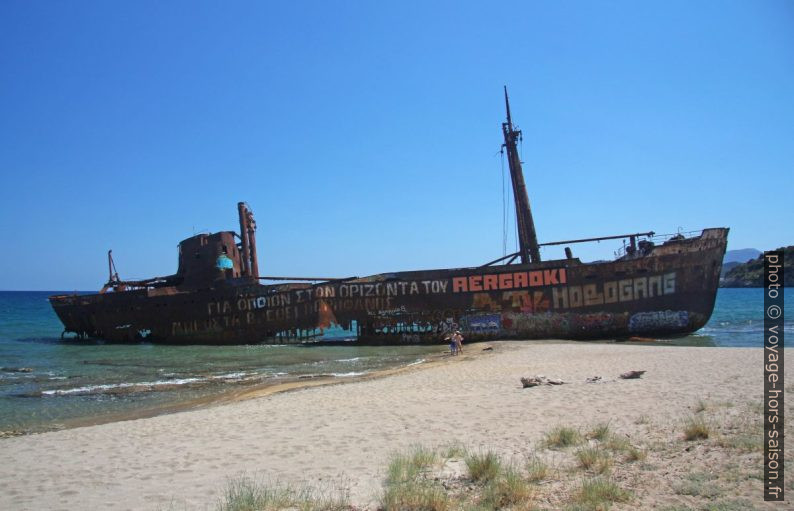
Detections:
0,341,787,510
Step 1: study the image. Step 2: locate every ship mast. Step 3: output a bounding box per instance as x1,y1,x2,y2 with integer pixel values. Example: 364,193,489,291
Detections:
502,86,541,264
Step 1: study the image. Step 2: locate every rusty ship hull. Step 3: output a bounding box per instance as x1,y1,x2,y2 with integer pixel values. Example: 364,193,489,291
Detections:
49,90,729,345
50,228,727,344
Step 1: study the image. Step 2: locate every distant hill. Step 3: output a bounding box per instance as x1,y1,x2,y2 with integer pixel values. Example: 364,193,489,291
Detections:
720,246,793,287
719,261,741,279
723,248,761,264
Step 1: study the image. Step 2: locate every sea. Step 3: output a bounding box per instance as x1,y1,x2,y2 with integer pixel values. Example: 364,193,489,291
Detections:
0,288,791,434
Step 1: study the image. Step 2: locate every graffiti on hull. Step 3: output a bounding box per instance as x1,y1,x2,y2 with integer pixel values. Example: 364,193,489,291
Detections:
168,269,680,339
461,314,501,335
628,310,689,333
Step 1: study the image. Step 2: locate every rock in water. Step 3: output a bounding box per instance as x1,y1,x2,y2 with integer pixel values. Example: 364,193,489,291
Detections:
619,370,646,379
1,367,33,373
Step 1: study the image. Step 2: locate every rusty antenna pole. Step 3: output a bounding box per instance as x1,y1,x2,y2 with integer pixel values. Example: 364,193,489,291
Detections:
107,250,120,283
246,207,260,279
237,202,251,277
502,86,541,264
237,202,260,279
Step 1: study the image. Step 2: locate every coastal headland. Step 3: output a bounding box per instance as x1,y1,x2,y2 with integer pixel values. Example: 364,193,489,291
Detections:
0,341,790,510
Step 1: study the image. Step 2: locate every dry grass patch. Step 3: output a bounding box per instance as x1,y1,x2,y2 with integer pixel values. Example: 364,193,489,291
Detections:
481,465,534,509
217,475,350,511
574,446,612,474
602,434,630,453
381,482,451,511
624,446,647,463
567,477,630,510
382,446,448,511
440,441,467,459
716,432,762,452
586,422,611,441
542,425,583,449
381,445,536,511
385,446,437,486
701,499,758,511
525,455,549,483
672,471,722,499
465,450,502,483
683,416,711,441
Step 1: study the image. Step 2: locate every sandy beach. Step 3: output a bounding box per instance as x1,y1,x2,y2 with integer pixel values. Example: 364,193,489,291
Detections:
1,341,790,510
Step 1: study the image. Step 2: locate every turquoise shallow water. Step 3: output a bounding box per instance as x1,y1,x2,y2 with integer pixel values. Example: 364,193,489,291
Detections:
0,288,790,433
670,287,792,347
0,291,440,433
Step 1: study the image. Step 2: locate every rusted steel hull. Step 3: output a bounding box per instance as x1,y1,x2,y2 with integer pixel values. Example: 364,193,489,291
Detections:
50,228,728,345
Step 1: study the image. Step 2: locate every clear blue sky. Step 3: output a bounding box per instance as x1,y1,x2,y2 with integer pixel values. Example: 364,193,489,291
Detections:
1,0,792,290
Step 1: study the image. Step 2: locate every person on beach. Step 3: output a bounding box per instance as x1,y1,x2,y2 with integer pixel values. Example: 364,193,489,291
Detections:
446,334,457,355
453,330,464,354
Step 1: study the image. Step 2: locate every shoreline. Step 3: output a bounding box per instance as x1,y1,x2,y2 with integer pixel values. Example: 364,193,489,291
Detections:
2,344,466,437
3,339,587,437
1,341,789,510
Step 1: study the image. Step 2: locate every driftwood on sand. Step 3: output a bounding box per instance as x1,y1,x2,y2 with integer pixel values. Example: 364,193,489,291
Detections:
521,375,565,388
619,370,646,379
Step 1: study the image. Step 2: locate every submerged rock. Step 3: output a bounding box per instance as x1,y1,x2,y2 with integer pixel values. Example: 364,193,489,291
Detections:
1,367,33,373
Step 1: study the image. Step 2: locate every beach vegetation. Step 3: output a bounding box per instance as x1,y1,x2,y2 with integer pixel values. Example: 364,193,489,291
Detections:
624,446,647,463
465,450,502,483
574,446,612,474
218,475,291,511
602,434,630,453
157,498,190,511
381,480,451,511
634,414,650,425
701,499,757,511
587,422,611,441
542,426,583,449
747,401,764,414
440,441,467,459
382,447,449,511
683,416,711,441
716,432,762,452
747,469,764,481
217,475,350,511
385,446,437,486
481,464,534,509
694,399,708,413
673,471,722,499
525,455,549,483
568,477,630,510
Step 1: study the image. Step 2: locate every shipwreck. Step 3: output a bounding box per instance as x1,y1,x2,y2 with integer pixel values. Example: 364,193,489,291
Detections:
50,89,729,344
